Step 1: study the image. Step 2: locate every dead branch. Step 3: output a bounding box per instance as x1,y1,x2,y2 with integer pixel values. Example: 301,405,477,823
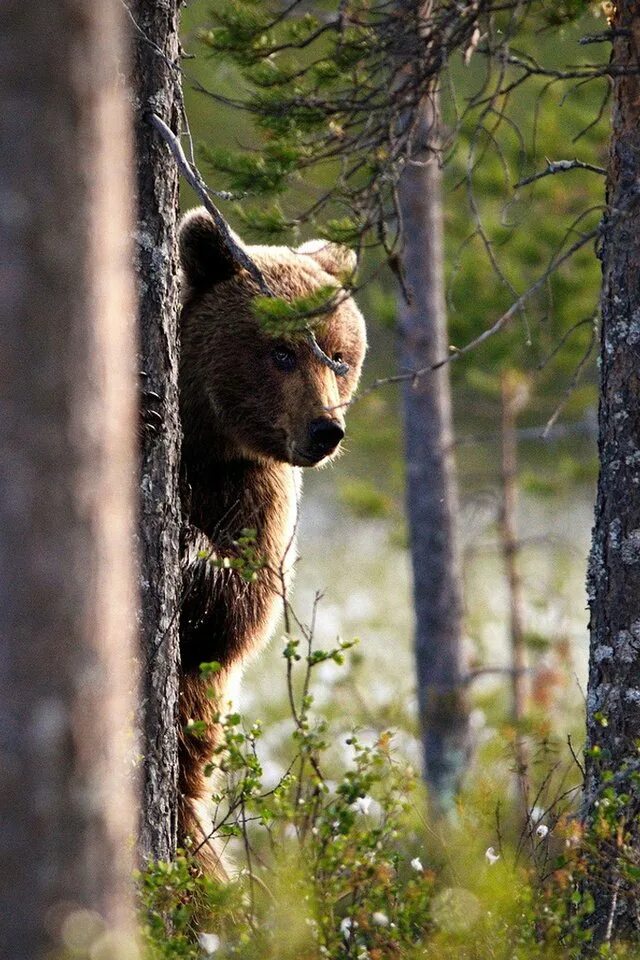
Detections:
147,112,273,294
515,158,606,188
306,326,350,375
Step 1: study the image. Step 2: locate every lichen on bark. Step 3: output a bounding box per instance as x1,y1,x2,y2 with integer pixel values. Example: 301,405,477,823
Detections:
130,0,184,865
584,4,640,942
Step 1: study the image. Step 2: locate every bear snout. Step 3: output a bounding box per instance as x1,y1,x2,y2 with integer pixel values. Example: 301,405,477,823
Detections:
308,417,345,457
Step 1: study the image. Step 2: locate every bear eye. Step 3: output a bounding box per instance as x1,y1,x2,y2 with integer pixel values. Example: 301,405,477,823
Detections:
332,352,344,364
272,344,297,372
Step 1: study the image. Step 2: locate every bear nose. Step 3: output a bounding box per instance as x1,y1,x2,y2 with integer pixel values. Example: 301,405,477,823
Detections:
309,418,345,455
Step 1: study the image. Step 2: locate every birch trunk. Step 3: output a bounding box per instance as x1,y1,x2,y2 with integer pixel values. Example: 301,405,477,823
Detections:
398,92,471,812
0,2,138,956
131,0,184,864
584,4,640,943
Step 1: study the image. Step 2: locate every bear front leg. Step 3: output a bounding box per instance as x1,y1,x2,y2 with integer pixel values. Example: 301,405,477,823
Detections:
178,668,233,879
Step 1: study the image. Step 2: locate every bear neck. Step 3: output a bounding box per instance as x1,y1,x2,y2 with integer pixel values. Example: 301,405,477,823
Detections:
182,423,300,565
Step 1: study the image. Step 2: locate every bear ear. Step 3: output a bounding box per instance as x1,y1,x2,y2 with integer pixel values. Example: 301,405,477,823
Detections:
178,207,241,289
296,239,357,280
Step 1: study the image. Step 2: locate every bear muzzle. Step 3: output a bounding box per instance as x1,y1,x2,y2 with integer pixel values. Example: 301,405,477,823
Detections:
307,417,345,460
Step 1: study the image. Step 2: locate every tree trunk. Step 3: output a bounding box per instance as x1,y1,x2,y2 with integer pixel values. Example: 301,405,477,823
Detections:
499,373,529,814
398,92,471,813
584,5,640,943
0,3,138,958
131,0,184,864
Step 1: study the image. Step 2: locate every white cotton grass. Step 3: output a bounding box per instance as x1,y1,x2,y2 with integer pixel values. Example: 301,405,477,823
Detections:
372,911,390,927
340,917,357,939
351,795,372,815
531,805,545,825
410,857,423,872
485,846,500,865
197,932,221,955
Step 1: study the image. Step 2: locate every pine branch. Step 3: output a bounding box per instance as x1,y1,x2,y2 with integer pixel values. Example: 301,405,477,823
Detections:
147,112,348,377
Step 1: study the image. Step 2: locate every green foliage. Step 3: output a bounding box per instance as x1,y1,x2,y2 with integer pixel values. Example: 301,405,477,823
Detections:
200,141,306,196
319,218,361,247
200,528,266,583
339,479,392,518
138,611,639,959
138,857,243,960
233,202,293,240
139,627,437,959
252,285,338,337
539,0,593,25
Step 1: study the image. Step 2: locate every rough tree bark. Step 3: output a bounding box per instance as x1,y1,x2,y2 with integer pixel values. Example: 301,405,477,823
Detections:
131,0,184,864
0,3,138,958
584,5,640,944
398,91,471,813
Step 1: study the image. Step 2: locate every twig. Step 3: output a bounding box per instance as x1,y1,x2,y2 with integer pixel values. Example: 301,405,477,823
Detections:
536,315,595,370
121,0,183,79
465,665,534,684
514,159,606,189
567,734,585,779
305,326,350,375
147,112,349,377
579,30,631,46
541,322,596,439
455,419,597,446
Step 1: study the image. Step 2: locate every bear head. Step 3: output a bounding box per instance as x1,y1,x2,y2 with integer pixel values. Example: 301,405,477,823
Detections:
178,207,367,468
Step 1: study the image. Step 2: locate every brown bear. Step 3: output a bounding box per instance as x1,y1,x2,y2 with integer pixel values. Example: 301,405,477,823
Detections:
177,207,367,875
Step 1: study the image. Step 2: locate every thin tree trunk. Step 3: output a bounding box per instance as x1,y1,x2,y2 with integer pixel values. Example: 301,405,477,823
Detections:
584,5,640,943
499,373,529,812
0,3,138,957
131,1,184,864
398,92,471,813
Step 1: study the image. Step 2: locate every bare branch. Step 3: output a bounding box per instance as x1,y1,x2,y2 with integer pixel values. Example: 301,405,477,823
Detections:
430,225,599,366
536,315,596,371
121,0,183,79
465,665,534,684
515,158,606,188
541,322,597,439
579,29,631,46
334,223,600,412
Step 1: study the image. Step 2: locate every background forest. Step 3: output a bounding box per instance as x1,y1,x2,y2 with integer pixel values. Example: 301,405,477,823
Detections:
179,1,601,698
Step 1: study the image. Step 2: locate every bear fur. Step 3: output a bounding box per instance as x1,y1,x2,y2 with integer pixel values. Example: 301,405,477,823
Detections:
177,208,367,875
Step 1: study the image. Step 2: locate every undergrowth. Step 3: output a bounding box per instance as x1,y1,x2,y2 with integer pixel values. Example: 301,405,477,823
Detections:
136,594,634,960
